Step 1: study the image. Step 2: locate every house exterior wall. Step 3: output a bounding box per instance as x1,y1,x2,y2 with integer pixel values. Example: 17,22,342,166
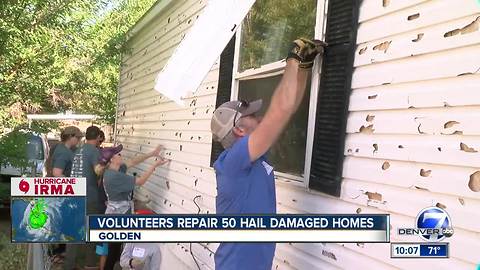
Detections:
116,0,479,269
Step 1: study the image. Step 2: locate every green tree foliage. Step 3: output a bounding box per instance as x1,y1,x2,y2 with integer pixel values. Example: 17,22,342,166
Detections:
0,130,31,171
239,0,317,71
0,0,156,133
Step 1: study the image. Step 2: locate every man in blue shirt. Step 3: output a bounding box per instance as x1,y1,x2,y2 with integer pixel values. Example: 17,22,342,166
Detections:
210,38,326,270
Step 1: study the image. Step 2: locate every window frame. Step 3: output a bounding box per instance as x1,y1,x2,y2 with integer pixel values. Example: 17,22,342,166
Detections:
229,0,329,185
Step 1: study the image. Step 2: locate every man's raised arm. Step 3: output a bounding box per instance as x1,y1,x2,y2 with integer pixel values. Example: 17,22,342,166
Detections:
248,39,326,161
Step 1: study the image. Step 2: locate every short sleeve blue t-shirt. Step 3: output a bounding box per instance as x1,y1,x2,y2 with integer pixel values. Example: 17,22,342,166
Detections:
213,135,276,270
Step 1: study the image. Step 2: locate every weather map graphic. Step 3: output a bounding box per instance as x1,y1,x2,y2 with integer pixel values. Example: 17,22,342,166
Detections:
11,197,86,242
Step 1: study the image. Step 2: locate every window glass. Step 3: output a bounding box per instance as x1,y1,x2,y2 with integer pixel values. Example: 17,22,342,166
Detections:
27,135,44,160
238,74,311,176
239,0,317,71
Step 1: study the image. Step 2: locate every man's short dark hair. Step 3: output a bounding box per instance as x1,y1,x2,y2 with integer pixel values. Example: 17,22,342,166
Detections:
86,126,102,140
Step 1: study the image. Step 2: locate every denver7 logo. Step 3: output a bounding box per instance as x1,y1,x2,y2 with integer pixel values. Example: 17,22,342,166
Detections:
416,207,452,242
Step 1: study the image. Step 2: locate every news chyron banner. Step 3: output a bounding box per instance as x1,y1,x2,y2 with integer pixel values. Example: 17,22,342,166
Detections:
89,214,390,243
11,177,86,243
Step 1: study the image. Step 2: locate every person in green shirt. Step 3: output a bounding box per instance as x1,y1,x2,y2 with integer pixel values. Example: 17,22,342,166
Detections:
64,125,104,270
51,126,83,177
48,126,83,266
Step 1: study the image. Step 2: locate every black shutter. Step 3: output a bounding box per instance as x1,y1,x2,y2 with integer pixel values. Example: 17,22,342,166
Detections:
209,35,236,167
309,0,360,196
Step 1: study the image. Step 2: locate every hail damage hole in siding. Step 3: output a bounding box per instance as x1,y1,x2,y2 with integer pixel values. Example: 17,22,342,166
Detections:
412,33,424,42
435,202,446,209
321,250,337,261
437,147,442,152
444,16,480,37
179,145,183,151
382,161,390,170
382,0,390,7
359,124,375,134
366,115,375,122
373,144,378,154
398,145,404,149
355,148,359,153
368,94,378,100
460,142,477,153
420,169,431,177
356,243,365,248
407,13,420,21
359,46,368,55
356,208,362,214
166,181,170,190
444,121,460,128
417,124,425,134
458,198,465,205
373,41,392,53
469,171,480,192
414,186,429,191
365,192,382,201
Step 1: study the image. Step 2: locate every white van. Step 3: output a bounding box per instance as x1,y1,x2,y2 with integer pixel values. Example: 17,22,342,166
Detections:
0,132,48,177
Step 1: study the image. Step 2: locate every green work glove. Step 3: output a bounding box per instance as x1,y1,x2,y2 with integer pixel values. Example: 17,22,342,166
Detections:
130,258,144,268
287,38,328,69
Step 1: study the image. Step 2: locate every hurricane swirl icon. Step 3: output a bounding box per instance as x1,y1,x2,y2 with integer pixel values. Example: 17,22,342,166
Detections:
19,179,30,194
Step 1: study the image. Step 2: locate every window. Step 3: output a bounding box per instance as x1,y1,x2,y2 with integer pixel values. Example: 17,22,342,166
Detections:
238,75,311,176
26,135,44,160
211,0,359,197
233,0,317,179
238,0,317,72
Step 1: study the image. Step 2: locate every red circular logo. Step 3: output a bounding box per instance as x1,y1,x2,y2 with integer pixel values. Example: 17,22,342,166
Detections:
19,179,29,194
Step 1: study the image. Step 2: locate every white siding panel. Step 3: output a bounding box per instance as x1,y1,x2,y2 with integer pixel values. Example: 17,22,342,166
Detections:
122,0,205,70
349,74,480,111
118,93,217,116
116,131,213,147
357,0,480,43
346,107,480,135
355,14,480,66
358,0,429,23
352,45,480,89
343,156,479,200
120,68,219,102
344,134,480,168
275,244,341,270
